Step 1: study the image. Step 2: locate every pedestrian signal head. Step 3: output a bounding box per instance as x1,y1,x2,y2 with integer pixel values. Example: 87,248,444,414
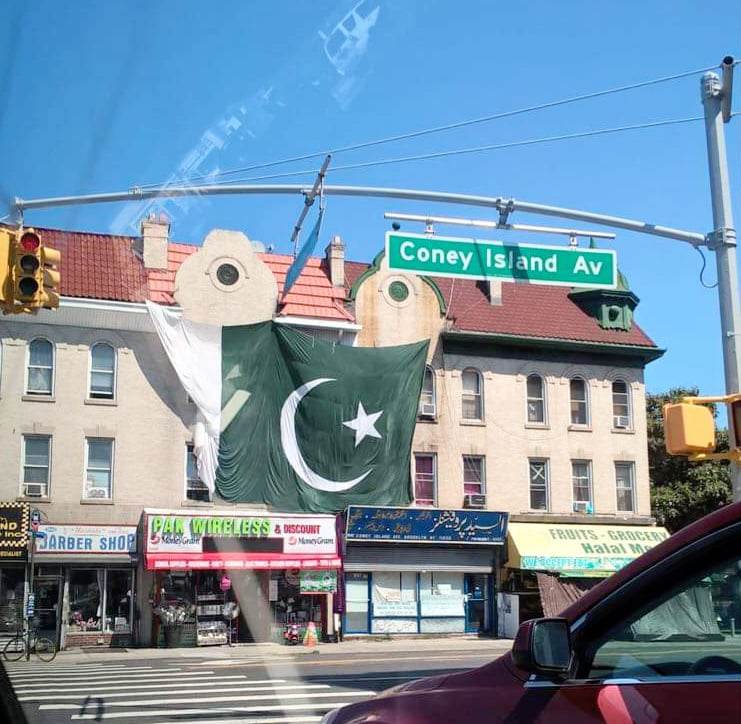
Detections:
663,402,715,455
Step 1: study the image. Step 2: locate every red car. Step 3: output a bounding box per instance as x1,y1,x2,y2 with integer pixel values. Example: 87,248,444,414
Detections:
323,501,741,723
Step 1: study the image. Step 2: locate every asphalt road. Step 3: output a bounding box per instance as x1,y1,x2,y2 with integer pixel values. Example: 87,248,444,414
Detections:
3,647,498,724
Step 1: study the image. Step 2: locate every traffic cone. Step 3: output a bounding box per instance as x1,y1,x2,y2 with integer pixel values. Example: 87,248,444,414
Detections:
303,621,318,648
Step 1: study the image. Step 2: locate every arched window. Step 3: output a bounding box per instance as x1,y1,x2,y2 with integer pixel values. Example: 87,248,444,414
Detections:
26,338,54,396
90,343,116,399
461,368,483,421
612,380,632,429
526,374,546,424
418,365,436,418
569,377,589,426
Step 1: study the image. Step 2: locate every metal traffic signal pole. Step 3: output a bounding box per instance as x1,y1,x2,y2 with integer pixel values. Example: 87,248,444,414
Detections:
701,57,741,501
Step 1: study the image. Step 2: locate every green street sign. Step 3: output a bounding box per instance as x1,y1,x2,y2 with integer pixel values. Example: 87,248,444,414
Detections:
386,232,617,289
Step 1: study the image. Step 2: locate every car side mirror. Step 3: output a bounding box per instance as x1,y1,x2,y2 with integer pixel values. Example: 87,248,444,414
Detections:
512,618,572,677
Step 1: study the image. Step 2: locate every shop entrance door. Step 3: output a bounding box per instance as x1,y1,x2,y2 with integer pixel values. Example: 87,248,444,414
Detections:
464,573,488,633
33,577,61,643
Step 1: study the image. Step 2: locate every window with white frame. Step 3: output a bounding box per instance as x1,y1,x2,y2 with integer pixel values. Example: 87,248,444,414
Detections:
89,343,116,399
463,455,485,496
572,460,593,513
22,435,51,497
570,377,589,426
414,453,436,506
85,438,114,500
526,374,546,424
26,338,54,396
186,444,210,502
529,458,549,511
612,380,632,429
615,461,635,512
461,368,483,421
418,365,436,418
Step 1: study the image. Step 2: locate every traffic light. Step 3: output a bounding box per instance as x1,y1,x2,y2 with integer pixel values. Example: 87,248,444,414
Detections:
0,229,12,310
40,243,61,309
664,394,741,461
14,229,43,305
663,402,715,455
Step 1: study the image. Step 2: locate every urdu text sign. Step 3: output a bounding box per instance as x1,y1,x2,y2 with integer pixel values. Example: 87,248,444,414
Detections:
386,232,617,289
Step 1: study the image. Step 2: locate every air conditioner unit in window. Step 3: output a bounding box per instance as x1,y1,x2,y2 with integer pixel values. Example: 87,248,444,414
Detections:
86,487,109,499
24,483,44,497
573,501,594,515
418,403,436,418
464,494,486,509
614,416,630,429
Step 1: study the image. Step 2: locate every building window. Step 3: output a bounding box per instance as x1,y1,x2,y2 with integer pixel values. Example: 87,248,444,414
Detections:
572,460,593,514
569,377,589,426
84,438,113,500
461,368,483,421
616,462,635,512
529,459,549,511
526,374,546,424
26,338,54,396
418,366,436,418
22,435,51,498
68,570,102,632
186,444,210,502
89,343,116,399
463,455,485,496
612,380,632,429
414,453,436,506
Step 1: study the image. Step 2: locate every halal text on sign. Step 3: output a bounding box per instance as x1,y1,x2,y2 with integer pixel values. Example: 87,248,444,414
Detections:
386,231,617,289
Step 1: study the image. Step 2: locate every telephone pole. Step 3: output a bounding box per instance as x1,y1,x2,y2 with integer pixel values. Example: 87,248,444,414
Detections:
701,57,741,501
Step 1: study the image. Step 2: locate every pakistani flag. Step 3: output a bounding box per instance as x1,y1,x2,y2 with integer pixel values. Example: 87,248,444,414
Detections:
147,302,428,513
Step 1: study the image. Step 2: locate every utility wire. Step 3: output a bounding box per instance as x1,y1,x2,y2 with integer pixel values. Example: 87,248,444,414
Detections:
696,245,719,288
211,116,704,184
138,63,719,189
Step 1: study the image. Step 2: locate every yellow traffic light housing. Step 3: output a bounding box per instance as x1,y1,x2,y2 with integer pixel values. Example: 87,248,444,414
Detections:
664,394,741,462
14,230,43,305
0,229,13,309
40,243,61,309
663,403,716,455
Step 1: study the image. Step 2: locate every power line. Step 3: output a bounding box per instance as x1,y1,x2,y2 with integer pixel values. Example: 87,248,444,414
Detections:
213,115,704,184
138,62,719,190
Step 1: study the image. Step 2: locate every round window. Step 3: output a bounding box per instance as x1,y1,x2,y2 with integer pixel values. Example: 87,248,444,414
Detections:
216,263,240,286
388,280,410,302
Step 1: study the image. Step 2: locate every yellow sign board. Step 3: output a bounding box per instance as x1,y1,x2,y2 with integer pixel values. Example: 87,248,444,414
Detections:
507,522,670,576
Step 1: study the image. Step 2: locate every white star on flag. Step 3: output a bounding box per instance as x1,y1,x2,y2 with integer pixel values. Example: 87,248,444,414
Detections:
343,401,384,447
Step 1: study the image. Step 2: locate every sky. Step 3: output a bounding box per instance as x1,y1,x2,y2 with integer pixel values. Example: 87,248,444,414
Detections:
1,0,740,399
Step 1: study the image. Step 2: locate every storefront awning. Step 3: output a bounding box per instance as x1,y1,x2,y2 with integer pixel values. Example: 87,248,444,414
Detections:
507,522,670,577
344,545,496,573
145,553,341,571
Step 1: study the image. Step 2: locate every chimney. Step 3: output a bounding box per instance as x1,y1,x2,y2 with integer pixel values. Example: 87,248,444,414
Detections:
488,279,503,306
325,234,345,288
138,213,170,269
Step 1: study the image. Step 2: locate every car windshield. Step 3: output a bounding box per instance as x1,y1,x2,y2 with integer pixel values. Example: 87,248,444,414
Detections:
1,2,740,723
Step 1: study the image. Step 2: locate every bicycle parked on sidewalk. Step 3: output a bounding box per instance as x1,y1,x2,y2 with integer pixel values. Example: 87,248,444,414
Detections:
2,627,56,663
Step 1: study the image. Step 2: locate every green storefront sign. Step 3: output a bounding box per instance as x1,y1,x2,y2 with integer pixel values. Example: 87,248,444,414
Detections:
151,515,271,537
300,570,337,594
386,231,617,289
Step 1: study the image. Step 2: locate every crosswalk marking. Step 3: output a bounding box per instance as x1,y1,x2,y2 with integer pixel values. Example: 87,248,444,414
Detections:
41,689,376,710
70,702,351,721
13,674,270,693
8,667,173,680
7,666,153,677
20,683,331,702
10,671,225,685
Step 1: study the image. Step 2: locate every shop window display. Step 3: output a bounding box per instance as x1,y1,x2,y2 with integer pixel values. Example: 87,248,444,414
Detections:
105,570,132,634
0,569,25,634
69,570,102,631
270,570,323,642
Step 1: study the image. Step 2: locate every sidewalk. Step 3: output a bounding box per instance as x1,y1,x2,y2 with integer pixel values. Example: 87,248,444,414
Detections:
37,635,513,665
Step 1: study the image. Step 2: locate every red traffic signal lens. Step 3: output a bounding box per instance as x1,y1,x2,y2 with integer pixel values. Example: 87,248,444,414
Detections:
20,232,40,251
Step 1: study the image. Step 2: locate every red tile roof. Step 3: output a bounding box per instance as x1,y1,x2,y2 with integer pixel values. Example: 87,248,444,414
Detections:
344,260,656,348
35,227,354,323
30,226,657,346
